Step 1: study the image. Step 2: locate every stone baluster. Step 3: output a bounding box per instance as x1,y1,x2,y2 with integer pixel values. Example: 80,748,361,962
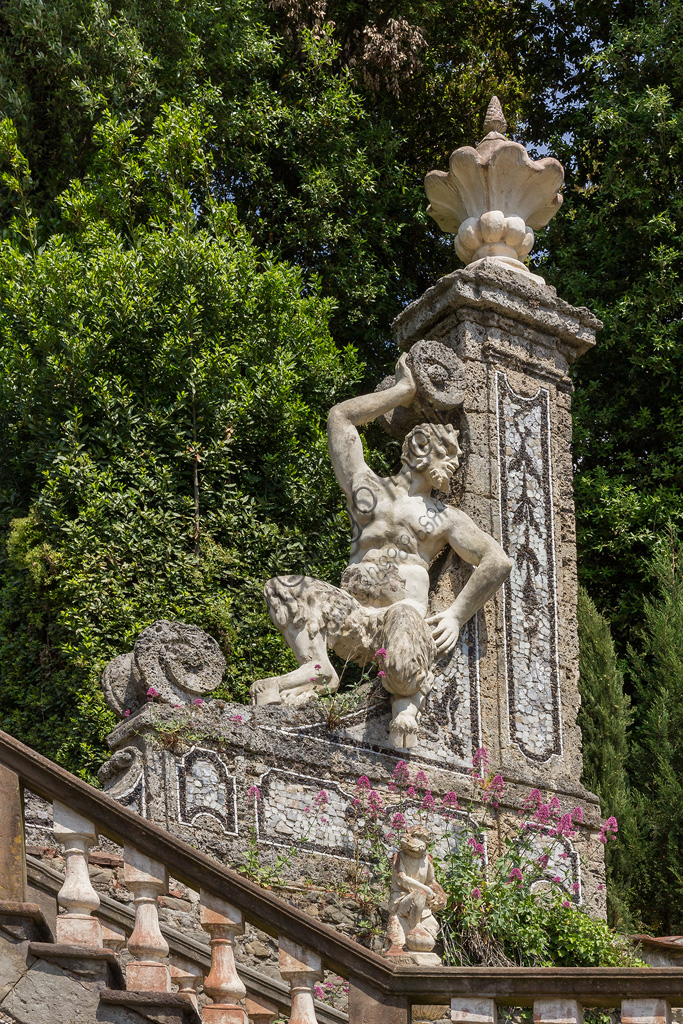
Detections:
123,844,170,991
245,994,278,1024
278,937,321,1024
622,1000,671,1024
53,801,102,947
170,958,204,1010
200,889,247,1024
533,999,583,1024
451,997,497,1024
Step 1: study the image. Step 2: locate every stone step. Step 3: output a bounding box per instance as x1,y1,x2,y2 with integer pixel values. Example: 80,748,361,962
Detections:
1,939,123,1024
100,987,201,1024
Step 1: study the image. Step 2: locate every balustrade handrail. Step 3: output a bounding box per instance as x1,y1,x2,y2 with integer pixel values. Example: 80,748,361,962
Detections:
3,729,683,1009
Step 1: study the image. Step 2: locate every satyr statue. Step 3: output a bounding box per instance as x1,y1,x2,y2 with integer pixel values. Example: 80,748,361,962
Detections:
385,824,447,962
251,352,511,747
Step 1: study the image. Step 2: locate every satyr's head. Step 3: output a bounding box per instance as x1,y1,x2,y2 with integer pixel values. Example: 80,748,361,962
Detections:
401,422,462,492
400,823,431,857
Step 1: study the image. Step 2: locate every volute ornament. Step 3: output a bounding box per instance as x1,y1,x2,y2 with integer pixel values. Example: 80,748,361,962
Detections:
424,96,564,278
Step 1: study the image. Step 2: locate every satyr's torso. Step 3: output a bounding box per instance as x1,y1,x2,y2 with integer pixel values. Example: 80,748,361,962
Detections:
341,471,451,614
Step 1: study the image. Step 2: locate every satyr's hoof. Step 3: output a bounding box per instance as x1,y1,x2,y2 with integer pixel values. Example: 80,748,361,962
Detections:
389,728,417,749
250,678,283,706
389,710,420,749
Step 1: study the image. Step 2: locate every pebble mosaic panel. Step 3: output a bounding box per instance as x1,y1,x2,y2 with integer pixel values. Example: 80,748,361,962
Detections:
175,745,237,835
496,371,562,763
256,766,471,860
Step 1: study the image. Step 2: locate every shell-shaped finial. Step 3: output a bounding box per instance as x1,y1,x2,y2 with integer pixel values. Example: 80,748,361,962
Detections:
482,95,507,136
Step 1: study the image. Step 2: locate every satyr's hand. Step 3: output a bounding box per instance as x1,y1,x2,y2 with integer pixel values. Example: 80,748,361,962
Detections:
426,608,462,655
394,352,418,407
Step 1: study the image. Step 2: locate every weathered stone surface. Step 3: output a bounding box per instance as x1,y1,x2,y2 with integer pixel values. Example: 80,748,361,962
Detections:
101,621,226,716
0,766,26,903
424,98,563,279
2,956,106,1024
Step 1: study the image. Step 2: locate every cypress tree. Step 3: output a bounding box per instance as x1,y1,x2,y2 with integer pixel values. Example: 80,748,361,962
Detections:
577,587,636,927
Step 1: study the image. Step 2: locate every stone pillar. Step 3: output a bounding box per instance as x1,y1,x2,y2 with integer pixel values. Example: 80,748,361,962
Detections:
278,937,322,1024
200,890,248,1024
123,844,171,992
392,260,601,786
451,997,498,1024
53,802,102,947
622,1000,671,1024
533,999,583,1024
0,764,26,903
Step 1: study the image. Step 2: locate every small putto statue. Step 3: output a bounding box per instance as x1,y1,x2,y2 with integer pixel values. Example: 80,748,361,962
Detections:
385,824,447,964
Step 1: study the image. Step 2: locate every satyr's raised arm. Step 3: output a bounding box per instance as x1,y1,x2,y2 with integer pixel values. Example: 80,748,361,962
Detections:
427,510,512,655
327,353,416,499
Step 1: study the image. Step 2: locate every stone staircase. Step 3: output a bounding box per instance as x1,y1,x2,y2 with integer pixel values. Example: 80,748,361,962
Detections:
2,729,683,1024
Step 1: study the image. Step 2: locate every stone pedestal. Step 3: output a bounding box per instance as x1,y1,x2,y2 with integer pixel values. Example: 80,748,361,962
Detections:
94,261,607,918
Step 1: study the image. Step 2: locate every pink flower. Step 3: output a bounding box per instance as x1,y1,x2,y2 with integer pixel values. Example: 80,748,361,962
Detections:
315,664,322,670
598,816,618,844
548,796,561,816
391,812,406,829
467,836,485,857
313,789,328,807
325,982,335,990
560,851,568,859
571,806,584,824
392,761,410,785
407,786,417,798
248,785,261,801
555,813,576,838
552,875,562,883
472,747,490,770
314,984,324,1000
146,686,160,698
535,803,553,824
508,867,523,884
124,709,131,717
442,791,459,809
471,887,481,898
523,788,542,810
310,677,317,682
231,714,243,723
414,770,429,790
173,703,181,708
598,884,605,891
374,648,387,658
537,853,549,869
377,670,386,678
356,775,371,790
421,790,436,811
562,900,571,909
193,698,203,706
571,882,580,894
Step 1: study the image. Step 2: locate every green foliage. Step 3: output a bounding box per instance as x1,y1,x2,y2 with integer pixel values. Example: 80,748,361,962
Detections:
577,586,637,927
542,0,683,645
624,534,683,934
0,105,361,779
438,765,638,968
